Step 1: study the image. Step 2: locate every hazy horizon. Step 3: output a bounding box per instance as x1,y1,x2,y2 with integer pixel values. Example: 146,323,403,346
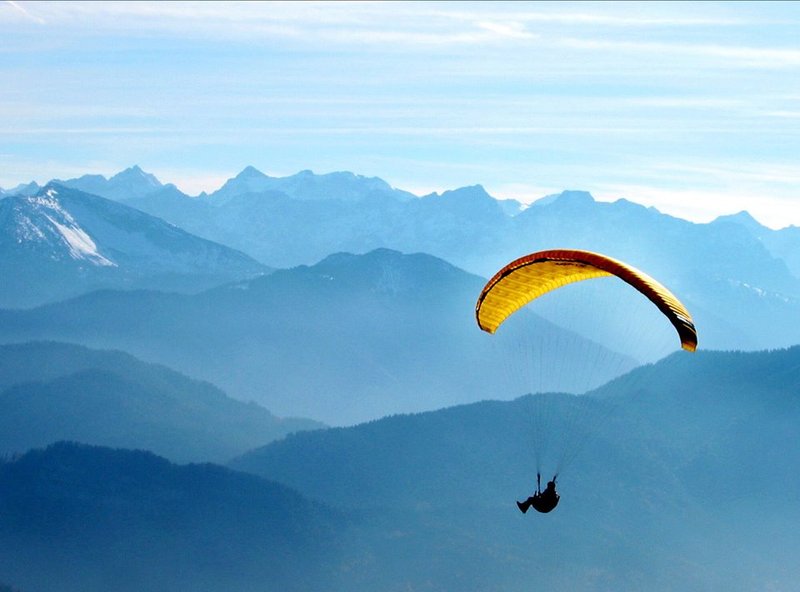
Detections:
1,163,794,233
2,1,799,229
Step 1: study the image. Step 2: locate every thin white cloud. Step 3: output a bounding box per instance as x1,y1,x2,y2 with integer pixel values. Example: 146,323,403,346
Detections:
4,0,45,24
762,110,800,119
427,4,751,28
514,12,746,27
0,127,174,135
8,1,795,60
0,101,156,119
475,20,537,40
619,97,745,109
20,1,753,30
12,1,538,46
651,161,800,188
560,37,800,68
7,122,795,141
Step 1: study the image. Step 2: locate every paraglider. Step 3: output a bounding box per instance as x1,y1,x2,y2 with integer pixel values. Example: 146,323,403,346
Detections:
517,474,560,514
476,249,697,514
475,249,697,352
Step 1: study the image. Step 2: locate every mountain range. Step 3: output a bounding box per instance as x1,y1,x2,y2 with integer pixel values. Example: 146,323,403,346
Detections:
0,342,321,462
3,166,798,352
1,346,798,591
0,183,268,308
0,249,632,426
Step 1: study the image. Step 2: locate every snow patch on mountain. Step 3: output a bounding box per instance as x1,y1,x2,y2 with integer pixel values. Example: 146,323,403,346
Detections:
20,188,116,266
15,214,46,242
730,278,796,304
45,215,115,266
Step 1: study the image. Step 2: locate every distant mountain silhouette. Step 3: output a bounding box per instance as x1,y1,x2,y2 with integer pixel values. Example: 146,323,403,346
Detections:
0,184,269,308
209,166,416,204
0,442,343,592
714,210,800,280
230,346,800,591
83,166,800,352
0,180,40,197
56,165,164,201
0,249,632,425
0,342,322,462
128,169,515,273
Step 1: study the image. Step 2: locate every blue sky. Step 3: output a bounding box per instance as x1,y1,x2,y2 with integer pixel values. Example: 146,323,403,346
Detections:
2,1,798,228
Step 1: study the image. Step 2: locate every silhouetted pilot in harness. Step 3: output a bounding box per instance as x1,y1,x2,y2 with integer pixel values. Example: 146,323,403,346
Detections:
517,473,559,514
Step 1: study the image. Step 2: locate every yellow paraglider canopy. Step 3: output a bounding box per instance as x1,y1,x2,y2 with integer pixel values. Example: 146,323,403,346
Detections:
475,249,697,352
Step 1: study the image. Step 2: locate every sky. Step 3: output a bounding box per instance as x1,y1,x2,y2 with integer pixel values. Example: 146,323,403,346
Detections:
1,0,799,228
